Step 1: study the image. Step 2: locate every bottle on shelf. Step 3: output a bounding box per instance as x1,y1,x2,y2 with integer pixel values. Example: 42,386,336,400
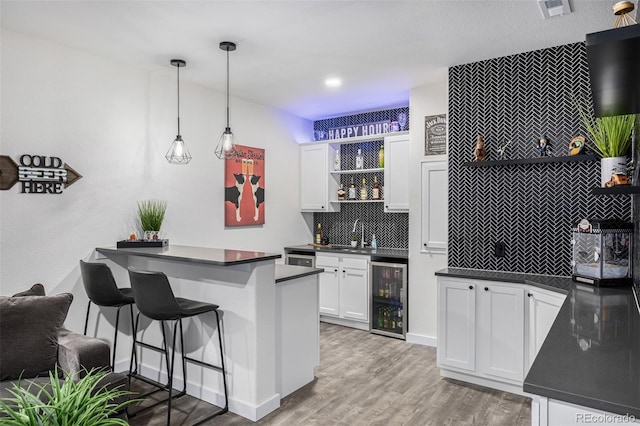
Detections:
348,177,357,200
334,148,341,171
397,307,403,330
371,234,377,250
337,184,346,200
360,178,368,200
355,148,364,170
378,145,384,168
315,223,323,244
372,176,381,200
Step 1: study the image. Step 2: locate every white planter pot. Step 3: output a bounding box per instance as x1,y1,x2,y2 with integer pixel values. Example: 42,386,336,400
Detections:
600,156,627,187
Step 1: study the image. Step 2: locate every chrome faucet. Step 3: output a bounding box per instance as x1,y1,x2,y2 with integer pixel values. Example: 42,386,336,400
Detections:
352,219,360,245
361,224,366,248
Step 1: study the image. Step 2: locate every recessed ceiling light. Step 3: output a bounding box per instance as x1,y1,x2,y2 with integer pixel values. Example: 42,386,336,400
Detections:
325,77,342,88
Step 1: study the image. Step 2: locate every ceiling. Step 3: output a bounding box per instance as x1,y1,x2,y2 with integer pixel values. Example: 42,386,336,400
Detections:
0,1,620,120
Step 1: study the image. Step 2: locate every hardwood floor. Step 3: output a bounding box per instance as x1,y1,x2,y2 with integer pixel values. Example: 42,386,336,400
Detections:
128,322,531,425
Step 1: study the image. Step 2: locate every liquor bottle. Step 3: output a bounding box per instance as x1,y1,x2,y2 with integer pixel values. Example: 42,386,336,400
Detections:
334,148,341,171
348,177,357,200
360,178,368,200
337,184,346,200
397,307,403,330
378,145,384,168
372,176,381,200
355,149,364,170
377,307,383,328
382,308,388,328
315,223,323,245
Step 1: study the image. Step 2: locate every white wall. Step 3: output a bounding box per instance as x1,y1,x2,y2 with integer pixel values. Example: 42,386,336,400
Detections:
0,29,313,333
407,80,448,346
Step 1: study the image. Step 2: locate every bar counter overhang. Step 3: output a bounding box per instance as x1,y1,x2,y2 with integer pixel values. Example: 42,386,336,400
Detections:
95,244,319,421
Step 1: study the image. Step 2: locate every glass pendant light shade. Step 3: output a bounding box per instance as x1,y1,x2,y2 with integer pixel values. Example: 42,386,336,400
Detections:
166,135,192,164
215,41,238,159
166,59,192,165
215,127,237,159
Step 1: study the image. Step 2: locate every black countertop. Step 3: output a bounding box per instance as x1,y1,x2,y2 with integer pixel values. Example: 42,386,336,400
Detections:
435,267,640,417
96,245,281,266
524,285,640,417
435,267,573,294
284,245,408,260
275,264,322,283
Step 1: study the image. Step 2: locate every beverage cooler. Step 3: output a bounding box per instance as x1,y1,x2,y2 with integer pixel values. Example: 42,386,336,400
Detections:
370,261,407,339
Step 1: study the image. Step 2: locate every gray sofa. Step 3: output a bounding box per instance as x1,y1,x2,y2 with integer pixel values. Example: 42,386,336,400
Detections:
0,284,128,418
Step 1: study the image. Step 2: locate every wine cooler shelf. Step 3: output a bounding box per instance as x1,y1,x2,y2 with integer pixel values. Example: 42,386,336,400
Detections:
370,261,407,339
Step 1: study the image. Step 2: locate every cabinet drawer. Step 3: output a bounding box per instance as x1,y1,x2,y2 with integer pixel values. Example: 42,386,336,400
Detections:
341,257,368,270
316,255,340,268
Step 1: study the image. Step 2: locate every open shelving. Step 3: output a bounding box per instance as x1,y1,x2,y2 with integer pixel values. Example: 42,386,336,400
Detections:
463,154,598,168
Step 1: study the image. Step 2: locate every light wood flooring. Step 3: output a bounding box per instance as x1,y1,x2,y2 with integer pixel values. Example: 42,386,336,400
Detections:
128,322,531,425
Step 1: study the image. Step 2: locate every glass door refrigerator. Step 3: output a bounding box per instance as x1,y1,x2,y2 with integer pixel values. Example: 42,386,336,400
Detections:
370,261,407,339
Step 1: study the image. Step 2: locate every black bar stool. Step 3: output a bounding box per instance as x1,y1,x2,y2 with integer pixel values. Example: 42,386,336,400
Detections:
79,260,136,370
127,267,228,426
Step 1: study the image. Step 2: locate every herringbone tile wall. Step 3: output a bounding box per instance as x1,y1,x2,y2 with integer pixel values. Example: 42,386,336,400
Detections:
448,42,631,276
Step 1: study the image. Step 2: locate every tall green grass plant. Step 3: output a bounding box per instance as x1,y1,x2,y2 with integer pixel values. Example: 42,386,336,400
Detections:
137,199,167,232
577,102,636,158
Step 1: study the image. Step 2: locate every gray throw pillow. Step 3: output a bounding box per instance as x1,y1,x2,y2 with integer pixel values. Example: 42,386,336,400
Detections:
12,283,46,297
0,293,73,380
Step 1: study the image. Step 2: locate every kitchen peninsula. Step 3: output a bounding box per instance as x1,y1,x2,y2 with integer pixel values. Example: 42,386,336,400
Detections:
95,244,321,422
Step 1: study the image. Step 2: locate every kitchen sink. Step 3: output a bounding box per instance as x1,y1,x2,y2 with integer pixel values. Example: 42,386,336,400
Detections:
330,245,375,253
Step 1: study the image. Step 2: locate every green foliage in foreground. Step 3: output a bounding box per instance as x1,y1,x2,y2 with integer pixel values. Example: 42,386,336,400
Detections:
0,368,134,426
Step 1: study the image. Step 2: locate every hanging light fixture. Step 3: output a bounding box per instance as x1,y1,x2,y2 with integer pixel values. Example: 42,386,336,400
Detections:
215,41,238,159
165,59,192,165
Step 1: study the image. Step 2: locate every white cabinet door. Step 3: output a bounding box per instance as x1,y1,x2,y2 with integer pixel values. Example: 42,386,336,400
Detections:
421,160,448,252
300,144,339,212
383,134,409,212
317,255,340,316
437,277,476,371
477,281,525,382
339,267,369,322
527,288,566,371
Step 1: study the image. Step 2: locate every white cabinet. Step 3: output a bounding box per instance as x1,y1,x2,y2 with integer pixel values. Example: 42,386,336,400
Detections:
437,276,561,394
527,288,566,372
317,255,340,316
477,282,525,383
421,160,448,252
437,277,476,371
300,144,339,212
383,134,410,212
317,254,369,328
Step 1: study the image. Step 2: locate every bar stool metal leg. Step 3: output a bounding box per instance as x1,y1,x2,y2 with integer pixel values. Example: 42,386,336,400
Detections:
83,300,91,336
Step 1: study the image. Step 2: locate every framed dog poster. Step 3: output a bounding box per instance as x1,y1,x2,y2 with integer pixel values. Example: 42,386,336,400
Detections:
224,145,265,227
425,114,447,156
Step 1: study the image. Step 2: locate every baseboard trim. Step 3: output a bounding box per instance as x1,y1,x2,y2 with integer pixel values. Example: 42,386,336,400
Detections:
320,316,369,331
406,332,437,347
114,361,280,421
439,369,526,397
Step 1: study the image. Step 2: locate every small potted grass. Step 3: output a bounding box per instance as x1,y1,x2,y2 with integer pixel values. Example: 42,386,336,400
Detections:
577,100,636,187
137,199,167,241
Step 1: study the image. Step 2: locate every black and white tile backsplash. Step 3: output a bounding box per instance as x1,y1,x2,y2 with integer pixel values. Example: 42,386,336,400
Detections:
448,42,631,276
313,107,410,249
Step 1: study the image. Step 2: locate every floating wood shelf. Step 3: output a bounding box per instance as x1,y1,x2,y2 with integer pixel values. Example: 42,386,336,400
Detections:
592,186,640,195
463,154,598,167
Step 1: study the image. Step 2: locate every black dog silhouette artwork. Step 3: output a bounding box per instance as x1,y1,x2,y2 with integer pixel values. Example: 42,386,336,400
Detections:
225,173,246,222
249,174,264,221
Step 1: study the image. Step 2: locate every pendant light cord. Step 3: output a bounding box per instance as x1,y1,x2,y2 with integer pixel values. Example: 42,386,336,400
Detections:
226,48,230,129
177,63,181,136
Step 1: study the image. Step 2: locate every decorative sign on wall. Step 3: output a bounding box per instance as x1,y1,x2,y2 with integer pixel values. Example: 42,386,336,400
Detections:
425,114,447,156
0,154,82,194
327,120,392,140
224,145,265,227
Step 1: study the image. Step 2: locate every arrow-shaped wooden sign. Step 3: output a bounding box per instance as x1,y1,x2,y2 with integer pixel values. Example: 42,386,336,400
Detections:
0,154,82,193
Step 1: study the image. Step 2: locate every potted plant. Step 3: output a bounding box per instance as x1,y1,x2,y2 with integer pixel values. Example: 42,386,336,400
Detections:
577,102,636,187
137,199,167,240
351,233,358,247
0,368,133,425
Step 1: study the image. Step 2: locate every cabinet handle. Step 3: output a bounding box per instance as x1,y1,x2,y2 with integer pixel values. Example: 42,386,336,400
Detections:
321,206,325,209
484,287,489,291
527,293,532,298
468,285,473,290
334,269,338,272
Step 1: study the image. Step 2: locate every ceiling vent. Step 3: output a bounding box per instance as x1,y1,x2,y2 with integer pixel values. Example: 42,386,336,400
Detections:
537,0,572,19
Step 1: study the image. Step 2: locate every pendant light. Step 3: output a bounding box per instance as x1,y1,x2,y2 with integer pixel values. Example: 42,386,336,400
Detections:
165,59,192,165
215,41,238,159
